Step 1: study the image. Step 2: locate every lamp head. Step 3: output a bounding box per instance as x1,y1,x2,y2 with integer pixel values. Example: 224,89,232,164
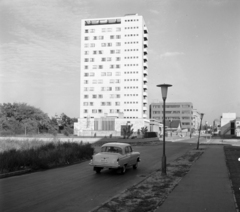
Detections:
157,84,172,100
200,113,204,119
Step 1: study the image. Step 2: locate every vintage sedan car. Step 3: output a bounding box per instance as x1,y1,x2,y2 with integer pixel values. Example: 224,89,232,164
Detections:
89,142,140,174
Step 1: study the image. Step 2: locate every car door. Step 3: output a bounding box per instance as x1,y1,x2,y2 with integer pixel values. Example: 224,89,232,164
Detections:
126,146,135,165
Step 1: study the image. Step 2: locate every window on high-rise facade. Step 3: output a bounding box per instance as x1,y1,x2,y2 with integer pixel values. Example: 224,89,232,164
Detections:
116,72,121,76
116,42,121,46
116,57,120,61
85,29,88,33
116,35,121,39
115,102,120,106
110,35,114,39
84,36,89,40
116,27,121,32
107,72,112,76
115,87,120,91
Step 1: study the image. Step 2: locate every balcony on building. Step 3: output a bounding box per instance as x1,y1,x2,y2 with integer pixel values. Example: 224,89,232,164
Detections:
143,99,148,104
143,55,148,61
143,77,148,82
143,69,148,76
143,106,147,111
143,41,148,48
143,62,148,69
144,33,148,41
143,91,148,97
144,26,148,34
143,114,147,118
143,84,148,90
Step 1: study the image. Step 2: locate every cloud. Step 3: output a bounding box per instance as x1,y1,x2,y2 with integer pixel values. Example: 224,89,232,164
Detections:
149,9,159,15
160,52,185,59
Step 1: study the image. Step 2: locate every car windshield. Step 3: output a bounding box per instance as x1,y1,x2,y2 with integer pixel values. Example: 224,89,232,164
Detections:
101,146,123,154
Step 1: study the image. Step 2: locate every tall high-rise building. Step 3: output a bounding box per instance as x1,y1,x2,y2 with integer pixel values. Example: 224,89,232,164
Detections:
74,14,149,136
80,14,148,120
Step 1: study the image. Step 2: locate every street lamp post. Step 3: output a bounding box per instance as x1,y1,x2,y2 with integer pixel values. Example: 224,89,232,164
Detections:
197,113,204,150
157,83,172,175
170,119,172,136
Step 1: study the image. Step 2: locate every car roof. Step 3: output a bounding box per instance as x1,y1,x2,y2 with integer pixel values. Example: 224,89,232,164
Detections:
102,142,130,148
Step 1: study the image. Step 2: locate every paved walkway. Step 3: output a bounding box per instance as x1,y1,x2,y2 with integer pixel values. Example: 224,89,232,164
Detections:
156,145,237,212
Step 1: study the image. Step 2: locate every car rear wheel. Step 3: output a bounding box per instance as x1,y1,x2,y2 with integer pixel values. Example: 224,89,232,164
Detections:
95,167,102,174
133,161,138,170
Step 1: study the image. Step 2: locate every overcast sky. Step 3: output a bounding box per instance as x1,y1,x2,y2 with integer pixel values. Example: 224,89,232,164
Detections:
0,0,239,124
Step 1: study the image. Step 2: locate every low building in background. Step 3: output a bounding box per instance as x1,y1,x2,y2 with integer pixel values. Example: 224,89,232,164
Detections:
220,113,240,137
149,102,197,131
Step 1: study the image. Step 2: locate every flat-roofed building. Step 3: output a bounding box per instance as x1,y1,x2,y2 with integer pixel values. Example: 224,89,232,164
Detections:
149,102,194,131
74,14,149,136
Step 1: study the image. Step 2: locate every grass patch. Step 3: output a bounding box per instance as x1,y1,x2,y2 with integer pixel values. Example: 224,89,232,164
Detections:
0,140,94,175
92,149,204,212
224,145,240,210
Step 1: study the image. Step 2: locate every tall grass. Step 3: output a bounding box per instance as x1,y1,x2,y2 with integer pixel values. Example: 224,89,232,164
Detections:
0,141,94,174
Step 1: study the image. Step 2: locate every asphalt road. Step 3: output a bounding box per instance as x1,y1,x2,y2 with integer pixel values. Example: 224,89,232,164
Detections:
0,141,195,212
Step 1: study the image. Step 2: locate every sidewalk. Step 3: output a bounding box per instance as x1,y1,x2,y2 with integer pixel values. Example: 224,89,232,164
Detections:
156,145,236,212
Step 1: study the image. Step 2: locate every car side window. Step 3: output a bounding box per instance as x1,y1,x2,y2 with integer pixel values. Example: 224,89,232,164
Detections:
125,147,129,154
129,146,133,152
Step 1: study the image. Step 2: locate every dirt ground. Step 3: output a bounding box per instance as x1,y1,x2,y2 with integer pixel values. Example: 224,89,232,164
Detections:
92,149,204,212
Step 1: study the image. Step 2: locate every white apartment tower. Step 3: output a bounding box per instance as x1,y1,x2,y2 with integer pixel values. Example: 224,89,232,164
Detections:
80,14,148,120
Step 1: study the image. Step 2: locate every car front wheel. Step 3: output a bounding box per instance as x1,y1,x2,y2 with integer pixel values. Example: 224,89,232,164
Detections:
120,165,126,175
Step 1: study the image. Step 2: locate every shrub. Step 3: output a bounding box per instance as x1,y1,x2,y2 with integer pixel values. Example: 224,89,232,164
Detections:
0,141,94,174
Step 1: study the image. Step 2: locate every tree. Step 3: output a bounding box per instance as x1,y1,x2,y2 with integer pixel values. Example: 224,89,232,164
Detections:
122,124,134,139
0,103,52,135
141,126,148,138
